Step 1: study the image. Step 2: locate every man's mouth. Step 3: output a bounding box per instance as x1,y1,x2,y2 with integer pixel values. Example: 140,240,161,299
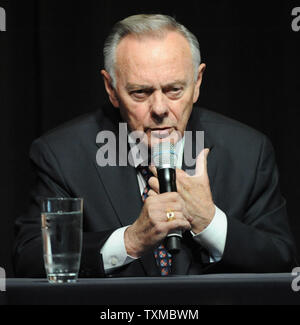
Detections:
148,127,173,139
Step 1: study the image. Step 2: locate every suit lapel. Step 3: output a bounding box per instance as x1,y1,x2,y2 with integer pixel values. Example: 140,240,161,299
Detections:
95,164,142,226
94,106,143,226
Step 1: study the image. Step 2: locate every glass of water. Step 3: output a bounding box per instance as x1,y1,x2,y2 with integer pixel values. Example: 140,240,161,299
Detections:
40,197,83,284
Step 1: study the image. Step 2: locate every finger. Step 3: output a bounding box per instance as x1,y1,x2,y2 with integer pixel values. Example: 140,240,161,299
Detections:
175,168,188,179
158,192,182,203
177,200,193,223
148,176,159,193
195,148,210,177
173,211,192,224
147,189,158,197
186,215,193,223
167,217,192,232
157,208,191,226
149,165,157,177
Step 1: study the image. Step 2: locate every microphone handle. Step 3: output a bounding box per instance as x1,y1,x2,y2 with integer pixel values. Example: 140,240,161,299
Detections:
157,168,182,253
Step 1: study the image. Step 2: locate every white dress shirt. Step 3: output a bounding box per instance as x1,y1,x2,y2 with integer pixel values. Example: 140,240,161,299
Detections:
100,137,228,272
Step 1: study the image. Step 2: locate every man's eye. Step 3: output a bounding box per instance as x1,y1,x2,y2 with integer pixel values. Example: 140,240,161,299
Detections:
168,88,183,98
131,90,147,99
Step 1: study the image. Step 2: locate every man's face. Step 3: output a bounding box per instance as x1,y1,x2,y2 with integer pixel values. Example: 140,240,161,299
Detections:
102,31,205,147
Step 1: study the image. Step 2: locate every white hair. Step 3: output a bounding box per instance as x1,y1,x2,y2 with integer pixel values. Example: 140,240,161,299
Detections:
103,14,201,87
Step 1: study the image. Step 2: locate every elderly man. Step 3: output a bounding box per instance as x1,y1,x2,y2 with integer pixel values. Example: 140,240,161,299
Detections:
14,14,296,277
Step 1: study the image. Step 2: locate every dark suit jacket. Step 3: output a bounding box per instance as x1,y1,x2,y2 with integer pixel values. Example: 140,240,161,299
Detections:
13,104,296,277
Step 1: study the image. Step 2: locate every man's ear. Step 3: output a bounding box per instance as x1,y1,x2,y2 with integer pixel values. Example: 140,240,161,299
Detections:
193,63,206,103
101,70,120,108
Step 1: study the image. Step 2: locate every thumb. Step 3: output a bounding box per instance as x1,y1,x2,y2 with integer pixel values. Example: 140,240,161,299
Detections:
195,148,210,177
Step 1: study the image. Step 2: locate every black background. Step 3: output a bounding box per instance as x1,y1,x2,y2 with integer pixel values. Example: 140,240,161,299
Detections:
0,0,299,277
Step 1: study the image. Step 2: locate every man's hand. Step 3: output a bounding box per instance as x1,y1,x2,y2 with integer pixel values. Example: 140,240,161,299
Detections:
124,148,214,258
149,148,215,235
124,193,192,258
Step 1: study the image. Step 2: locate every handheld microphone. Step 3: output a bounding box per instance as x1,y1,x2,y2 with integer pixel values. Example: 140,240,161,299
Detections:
152,141,182,253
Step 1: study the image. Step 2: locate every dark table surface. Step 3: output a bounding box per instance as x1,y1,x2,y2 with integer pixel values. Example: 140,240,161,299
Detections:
1,273,300,305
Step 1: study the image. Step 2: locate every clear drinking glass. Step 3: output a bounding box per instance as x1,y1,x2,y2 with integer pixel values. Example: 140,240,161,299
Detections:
40,198,83,283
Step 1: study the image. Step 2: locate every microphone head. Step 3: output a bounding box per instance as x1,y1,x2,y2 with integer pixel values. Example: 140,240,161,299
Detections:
152,141,178,169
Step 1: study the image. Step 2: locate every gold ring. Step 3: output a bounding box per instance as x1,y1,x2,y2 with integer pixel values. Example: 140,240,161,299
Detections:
166,209,175,221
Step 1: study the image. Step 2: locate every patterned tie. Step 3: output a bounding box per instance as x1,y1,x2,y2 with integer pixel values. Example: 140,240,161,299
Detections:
138,165,172,276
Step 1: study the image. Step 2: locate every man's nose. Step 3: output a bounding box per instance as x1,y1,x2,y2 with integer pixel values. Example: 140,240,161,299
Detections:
150,91,169,121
